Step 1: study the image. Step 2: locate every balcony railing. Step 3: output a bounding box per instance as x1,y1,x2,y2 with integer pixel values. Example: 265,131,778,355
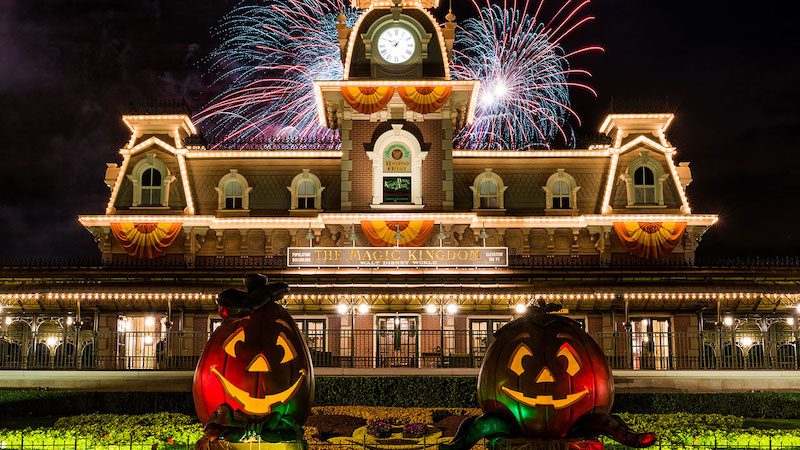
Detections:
1,329,798,371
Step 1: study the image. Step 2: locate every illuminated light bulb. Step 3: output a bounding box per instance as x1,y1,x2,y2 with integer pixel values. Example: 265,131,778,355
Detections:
145,317,155,327
46,337,57,348
788,318,795,326
66,317,73,326
357,303,369,315
723,317,733,327
4,317,11,325
426,304,437,314
337,303,349,315
144,336,153,345
394,317,400,325
740,337,753,348
446,304,458,315
514,303,527,314
641,319,649,327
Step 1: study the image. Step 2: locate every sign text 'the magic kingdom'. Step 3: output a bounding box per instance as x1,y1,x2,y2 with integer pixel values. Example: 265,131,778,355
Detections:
287,247,508,268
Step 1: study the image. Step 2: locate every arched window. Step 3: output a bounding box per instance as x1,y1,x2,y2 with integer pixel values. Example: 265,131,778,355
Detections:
297,180,316,209
215,169,252,212
470,169,507,211
552,180,570,209
224,180,243,209
140,168,162,206
634,167,656,204
479,180,498,209
543,170,580,212
622,152,668,207
288,170,324,213
366,124,427,209
128,154,174,207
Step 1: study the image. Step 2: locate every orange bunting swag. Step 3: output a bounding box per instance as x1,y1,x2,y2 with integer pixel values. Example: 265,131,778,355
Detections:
360,220,435,247
110,223,182,259
613,222,687,260
340,86,395,114
397,86,452,114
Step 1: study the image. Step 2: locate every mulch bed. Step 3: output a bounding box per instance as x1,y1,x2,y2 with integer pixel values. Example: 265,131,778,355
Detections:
433,415,468,437
305,414,367,440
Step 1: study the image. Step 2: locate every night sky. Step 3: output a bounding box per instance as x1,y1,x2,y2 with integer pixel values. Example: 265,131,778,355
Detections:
1,0,797,260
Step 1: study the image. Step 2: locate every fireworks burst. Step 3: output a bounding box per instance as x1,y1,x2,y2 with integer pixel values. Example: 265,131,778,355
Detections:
452,0,602,150
196,0,359,142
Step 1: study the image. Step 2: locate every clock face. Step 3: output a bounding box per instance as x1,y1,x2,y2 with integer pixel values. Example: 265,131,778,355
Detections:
377,27,416,64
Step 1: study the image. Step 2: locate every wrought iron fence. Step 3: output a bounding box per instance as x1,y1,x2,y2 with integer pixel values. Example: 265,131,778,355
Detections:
1,329,798,371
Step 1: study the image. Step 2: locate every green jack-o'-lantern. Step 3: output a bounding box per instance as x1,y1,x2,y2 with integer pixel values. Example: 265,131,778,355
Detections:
193,274,314,444
441,301,656,450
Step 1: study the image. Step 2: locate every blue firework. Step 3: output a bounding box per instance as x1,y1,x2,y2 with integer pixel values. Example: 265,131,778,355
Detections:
452,0,601,150
196,0,359,141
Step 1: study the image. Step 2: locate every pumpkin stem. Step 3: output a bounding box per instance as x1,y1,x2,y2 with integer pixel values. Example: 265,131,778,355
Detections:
217,274,290,319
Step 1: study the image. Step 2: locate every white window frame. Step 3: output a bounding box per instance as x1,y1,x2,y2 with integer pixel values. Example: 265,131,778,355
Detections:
215,169,253,211
127,154,174,208
543,169,580,212
287,169,325,212
470,169,507,211
367,124,427,209
621,152,669,207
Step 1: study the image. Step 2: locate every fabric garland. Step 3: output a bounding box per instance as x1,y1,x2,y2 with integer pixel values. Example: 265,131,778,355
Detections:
613,222,687,259
340,86,395,114
397,86,452,114
360,220,435,247
110,222,182,259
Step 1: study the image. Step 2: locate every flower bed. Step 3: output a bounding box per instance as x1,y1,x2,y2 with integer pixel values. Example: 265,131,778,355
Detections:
3,410,800,449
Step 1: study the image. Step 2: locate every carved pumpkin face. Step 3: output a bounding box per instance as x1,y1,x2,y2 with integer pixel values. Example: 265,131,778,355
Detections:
193,301,314,426
478,312,613,437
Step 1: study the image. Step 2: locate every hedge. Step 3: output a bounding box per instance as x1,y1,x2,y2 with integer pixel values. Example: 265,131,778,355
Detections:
3,377,800,418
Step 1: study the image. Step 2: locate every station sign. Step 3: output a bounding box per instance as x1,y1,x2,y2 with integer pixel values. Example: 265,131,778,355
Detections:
287,247,508,268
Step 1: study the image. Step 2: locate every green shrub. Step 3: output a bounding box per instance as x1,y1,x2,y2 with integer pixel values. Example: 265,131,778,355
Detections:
4,381,800,417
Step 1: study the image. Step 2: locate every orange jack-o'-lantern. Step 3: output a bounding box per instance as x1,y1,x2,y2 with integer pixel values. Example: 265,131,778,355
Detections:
193,275,314,442
478,303,612,437
443,302,656,450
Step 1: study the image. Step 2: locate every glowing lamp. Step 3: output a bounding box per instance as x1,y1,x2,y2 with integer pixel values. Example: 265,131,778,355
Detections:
426,304,437,314
723,317,734,327
788,318,795,326
357,303,369,315
337,303,349,315
446,303,458,315
740,337,753,348
514,303,527,314
4,317,11,325
145,317,155,327
46,337,57,348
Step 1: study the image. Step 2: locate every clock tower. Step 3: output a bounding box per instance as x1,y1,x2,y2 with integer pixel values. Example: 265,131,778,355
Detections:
315,0,479,211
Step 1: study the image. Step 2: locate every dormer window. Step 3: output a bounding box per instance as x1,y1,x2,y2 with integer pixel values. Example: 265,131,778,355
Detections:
622,152,669,208
543,170,580,213
128,154,174,208
215,169,252,212
140,168,162,206
479,180,498,209
634,167,656,204
288,170,324,214
552,180,570,209
471,169,507,212
297,180,316,209
224,180,244,209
